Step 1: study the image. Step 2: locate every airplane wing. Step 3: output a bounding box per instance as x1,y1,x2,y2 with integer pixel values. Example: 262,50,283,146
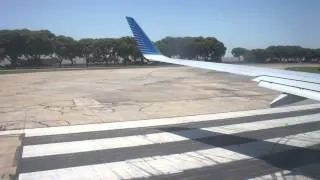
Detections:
125,16,320,107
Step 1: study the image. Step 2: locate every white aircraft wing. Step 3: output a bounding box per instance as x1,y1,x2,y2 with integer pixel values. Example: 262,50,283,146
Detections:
126,16,320,107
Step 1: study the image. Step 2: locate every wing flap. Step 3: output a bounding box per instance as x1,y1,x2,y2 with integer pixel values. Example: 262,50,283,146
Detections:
258,81,320,101
270,94,307,107
253,76,320,93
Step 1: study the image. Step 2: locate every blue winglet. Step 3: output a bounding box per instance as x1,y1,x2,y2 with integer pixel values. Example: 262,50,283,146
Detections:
126,17,161,55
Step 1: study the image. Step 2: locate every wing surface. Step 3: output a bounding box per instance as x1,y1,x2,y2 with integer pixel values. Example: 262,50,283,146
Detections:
126,16,320,106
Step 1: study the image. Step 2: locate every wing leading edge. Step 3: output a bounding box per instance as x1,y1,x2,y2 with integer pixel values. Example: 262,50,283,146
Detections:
125,16,320,107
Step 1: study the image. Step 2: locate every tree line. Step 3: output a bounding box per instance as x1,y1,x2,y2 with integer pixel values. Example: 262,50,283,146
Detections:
0,29,143,67
232,46,320,63
1,29,318,68
156,37,226,62
0,29,226,68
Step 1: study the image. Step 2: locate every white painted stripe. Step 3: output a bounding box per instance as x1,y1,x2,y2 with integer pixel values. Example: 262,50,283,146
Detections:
19,130,320,180
0,129,24,136
266,129,320,149
249,163,320,180
22,113,320,158
249,170,311,180
23,103,320,137
22,133,187,158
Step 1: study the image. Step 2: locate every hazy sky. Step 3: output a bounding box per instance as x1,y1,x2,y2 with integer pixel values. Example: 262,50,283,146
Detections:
1,0,319,56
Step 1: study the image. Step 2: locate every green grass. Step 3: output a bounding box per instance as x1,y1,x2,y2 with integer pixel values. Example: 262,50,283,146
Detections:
286,66,320,73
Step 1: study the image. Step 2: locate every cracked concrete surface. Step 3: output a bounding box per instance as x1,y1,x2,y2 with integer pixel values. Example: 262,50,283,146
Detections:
0,66,316,130
0,135,21,180
0,65,317,179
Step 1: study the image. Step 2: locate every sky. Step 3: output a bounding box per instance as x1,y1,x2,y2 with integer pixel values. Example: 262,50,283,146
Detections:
1,0,320,56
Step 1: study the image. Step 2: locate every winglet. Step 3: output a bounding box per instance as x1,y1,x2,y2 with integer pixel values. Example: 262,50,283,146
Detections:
126,16,161,55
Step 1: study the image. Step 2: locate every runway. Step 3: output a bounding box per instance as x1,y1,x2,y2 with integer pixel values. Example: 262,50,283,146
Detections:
17,104,320,180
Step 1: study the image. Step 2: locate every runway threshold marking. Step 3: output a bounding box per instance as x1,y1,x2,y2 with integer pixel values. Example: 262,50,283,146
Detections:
12,104,320,179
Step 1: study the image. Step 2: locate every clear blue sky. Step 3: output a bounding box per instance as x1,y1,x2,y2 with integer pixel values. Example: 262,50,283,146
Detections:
1,0,320,56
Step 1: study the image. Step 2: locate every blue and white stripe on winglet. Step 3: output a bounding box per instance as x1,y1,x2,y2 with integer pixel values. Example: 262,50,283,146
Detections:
126,16,161,55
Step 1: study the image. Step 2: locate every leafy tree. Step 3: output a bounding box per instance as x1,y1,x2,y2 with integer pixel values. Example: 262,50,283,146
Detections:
306,48,320,62
0,30,29,67
315,49,320,62
53,35,77,67
24,30,55,66
155,37,177,57
0,48,5,61
116,37,142,64
266,46,309,63
92,38,117,65
156,36,226,62
63,38,81,65
250,49,270,63
231,47,248,61
79,38,95,67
